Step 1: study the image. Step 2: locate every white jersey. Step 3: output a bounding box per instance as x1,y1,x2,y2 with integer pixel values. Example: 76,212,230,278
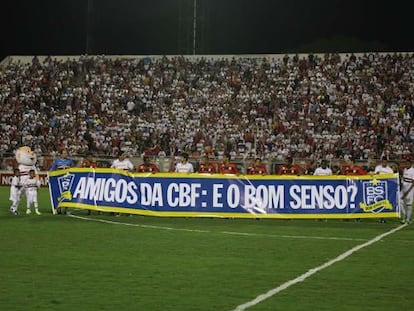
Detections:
111,159,134,171
401,167,414,205
314,167,333,176
9,175,22,202
23,177,40,204
374,165,393,174
175,162,194,173
18,164,37,184
402,167,414,184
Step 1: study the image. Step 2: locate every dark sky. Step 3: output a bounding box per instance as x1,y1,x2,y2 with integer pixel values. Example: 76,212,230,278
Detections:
1,0,412,60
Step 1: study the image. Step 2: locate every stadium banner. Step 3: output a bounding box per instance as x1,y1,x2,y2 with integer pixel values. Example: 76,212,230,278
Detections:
0,171,49,187
48,168,400,219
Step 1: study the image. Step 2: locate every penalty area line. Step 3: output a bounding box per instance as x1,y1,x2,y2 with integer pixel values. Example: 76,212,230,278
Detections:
231,223,408,311
69,214,368,242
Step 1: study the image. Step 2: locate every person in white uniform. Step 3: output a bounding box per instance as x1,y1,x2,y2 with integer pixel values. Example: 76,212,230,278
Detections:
175,152,194,173
9,168,22,215
374,158,394,223
313,160,333,176
374,158,394,174
111,151,134,171
400,158,414,224
23,169,41,215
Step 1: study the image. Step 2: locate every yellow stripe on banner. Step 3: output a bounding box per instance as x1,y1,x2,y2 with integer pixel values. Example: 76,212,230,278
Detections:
48,169,398,180
58,202,399,219
359,200,393,212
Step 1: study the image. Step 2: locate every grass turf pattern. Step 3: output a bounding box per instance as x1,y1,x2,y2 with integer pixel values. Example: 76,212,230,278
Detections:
0,187,413,310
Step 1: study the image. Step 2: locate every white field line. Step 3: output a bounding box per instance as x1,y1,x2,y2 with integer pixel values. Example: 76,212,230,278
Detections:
69,214,368,242
220,231,367,241
68,214,209,233
231,223,408,311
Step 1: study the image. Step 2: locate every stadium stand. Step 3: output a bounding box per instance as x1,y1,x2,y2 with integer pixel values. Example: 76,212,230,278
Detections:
0,53,413,173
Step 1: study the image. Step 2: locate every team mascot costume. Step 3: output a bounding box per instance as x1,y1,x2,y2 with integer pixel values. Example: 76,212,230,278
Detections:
15,146,41,215
15,146,39,181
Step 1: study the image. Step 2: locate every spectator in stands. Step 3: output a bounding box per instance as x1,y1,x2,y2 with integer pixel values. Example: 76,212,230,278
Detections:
247,158,268,175
137,156,160,173
218,153,239,174
1,52,414,172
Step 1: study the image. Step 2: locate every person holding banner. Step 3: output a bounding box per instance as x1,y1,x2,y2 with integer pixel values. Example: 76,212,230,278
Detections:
400,158,414,224
80,153,98,168
314,160,333,176
247,158,267,175
372,158,395,223
175,152,194,173
111,151,134,171
110,151,134,216
198,155,216,174
49,149,75,171
374,158,394,174
341,159,366,175
218,153,239,174
49,149,75,214
137,156,160,173
278,157,302,175
80,153,98,215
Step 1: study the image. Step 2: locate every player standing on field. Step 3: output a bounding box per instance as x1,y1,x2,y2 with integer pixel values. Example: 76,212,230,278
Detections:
341,159,366,175
80,153,98,168
111,151,134,171
373,158,394,223
218,153,239,174
49,149,75,171
247,158,268,175
175,152,194,173
9,168,22,215
278,156,302,175
23,169,41,215
49,149,75,214
137,156,160,173
374,158,394,174
110,151,134,216
198,155,216,174
313,160,333,176
80,153,98,215
400,158,414,224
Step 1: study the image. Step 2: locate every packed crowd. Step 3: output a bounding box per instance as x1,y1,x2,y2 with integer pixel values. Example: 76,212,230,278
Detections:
0,52,413,163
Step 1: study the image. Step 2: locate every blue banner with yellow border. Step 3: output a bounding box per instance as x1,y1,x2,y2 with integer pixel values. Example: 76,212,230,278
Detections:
48,168,400,219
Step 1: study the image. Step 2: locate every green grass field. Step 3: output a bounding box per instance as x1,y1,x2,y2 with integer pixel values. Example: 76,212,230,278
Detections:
0,186,413,310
